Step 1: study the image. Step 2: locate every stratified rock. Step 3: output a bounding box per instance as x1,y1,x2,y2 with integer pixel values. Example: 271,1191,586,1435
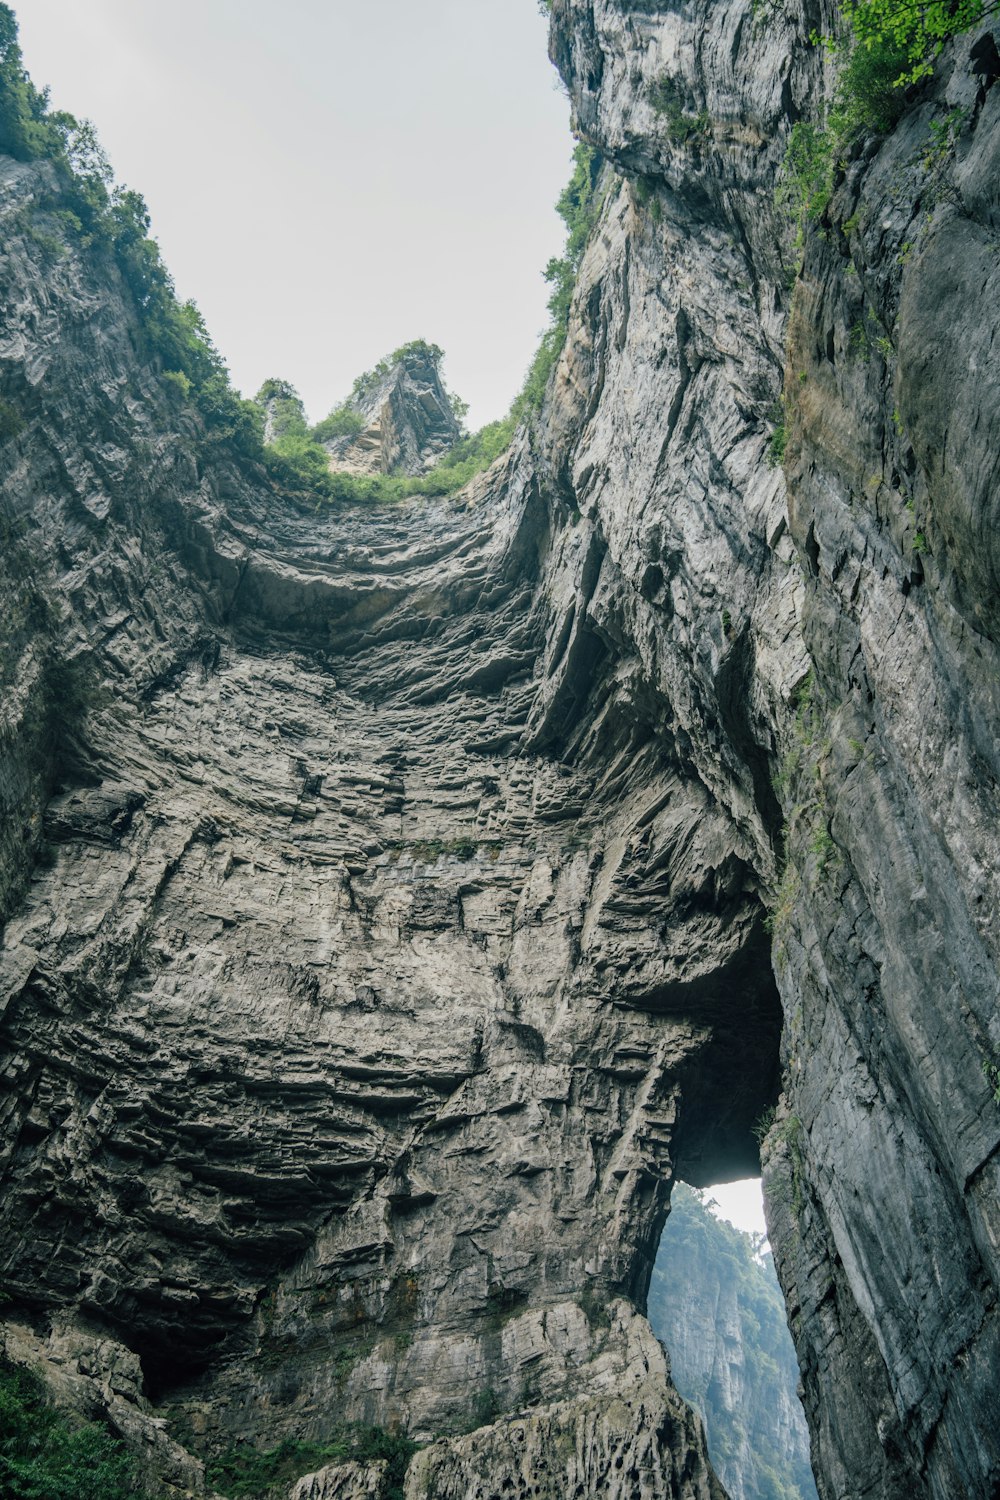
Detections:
291,1460,387,1500
319,342,461,475
0,3,999,1499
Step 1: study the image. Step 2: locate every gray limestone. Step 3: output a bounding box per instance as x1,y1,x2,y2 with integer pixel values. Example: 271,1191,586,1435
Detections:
0,3,998,1499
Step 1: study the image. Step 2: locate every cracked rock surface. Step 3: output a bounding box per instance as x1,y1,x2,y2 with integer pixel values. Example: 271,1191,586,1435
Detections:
0,3,999,1499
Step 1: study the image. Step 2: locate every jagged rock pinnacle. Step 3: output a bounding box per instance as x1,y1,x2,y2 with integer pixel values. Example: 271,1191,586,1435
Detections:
320,340,462,477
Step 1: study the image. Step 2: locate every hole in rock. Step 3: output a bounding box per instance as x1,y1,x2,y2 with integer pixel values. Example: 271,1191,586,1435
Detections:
649,1178,819,1500
137,1321,232,1403
667,921,783,1192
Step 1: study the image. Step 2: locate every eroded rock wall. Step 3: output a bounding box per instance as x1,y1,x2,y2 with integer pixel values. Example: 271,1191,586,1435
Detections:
0,125,770,1500
550,4,1000,1497
759,30,1000,1500
0,3,999,1500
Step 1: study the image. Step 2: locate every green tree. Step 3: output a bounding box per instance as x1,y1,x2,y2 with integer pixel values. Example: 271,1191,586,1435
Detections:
0,1,65,160
0,1361,137,1499
841,0,985,84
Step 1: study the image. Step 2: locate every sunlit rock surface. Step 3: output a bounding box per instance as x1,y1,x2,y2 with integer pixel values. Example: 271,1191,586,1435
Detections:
319,342,462,476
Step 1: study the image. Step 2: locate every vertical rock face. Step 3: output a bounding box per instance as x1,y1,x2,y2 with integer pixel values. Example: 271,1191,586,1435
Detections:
319,342,462,476
759,31,1000,1499
546,3,1000,1495
648,1186,817,1500
0,5,999,1500
0,144,770,1500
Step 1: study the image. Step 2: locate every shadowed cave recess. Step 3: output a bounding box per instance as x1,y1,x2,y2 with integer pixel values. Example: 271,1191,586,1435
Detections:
2,0,1000,1498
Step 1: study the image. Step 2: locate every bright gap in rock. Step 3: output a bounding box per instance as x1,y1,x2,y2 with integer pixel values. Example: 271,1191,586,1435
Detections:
648,1181,818,1500
703,1176,768,1242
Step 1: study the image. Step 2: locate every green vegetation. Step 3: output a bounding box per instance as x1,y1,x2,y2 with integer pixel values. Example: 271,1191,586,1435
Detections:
262,143,606,508
206,1426,418,1500
777,0,984,242
766,672,841,961
0,3,262,458
771,1114,807,1214
257,377,308,442
648,73,711,145
649,1186,817,1500
311,403,365,443
922,103,966,164
753,1105,778,1145
810,822,837,872
254,341,473,505
839,0,986,85
776,121,835,238
0,1360,138,1499
0,396,23,442
464,1388,501,1431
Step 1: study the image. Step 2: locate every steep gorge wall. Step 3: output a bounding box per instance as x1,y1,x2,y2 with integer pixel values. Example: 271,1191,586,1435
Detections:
0,4,998,1499
648,1187,816,1500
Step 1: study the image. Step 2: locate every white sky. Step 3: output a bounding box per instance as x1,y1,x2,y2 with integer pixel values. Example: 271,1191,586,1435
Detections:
14,0,574,430
703,1178,768,1239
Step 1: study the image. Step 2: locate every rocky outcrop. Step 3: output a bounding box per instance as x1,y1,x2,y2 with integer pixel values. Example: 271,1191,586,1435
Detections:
758,27,1000,1500
319,342,461,475
291,1461,387,1500
0,2,999,1499
403,1372,727,1500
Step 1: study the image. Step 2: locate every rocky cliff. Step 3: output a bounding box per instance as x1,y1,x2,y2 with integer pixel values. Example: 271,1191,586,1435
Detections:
648,1185,817,1500
318,342,462,476
0,3,998,1500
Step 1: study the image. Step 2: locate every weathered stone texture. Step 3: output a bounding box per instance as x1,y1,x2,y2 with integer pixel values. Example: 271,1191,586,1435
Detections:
319,343,461,476
0,3,999,1500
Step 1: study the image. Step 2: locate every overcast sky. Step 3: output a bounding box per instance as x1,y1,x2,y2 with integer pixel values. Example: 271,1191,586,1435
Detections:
706,1178,768,1239
14,0,574,429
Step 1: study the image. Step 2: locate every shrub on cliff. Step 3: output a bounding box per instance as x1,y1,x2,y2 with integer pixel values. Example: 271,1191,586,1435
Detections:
0,3,65,161
311,404,366,443
0,1360,137,1499
206,1425,417,1499
778,0,986,241
841,0,986,86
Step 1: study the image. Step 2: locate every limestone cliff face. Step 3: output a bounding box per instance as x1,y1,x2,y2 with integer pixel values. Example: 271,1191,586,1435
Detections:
548,4,1000,1496
0,5,999,1500
648,1187,816,1500
760,33,1000,1500
0,145,759,1499
319,343,461,476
